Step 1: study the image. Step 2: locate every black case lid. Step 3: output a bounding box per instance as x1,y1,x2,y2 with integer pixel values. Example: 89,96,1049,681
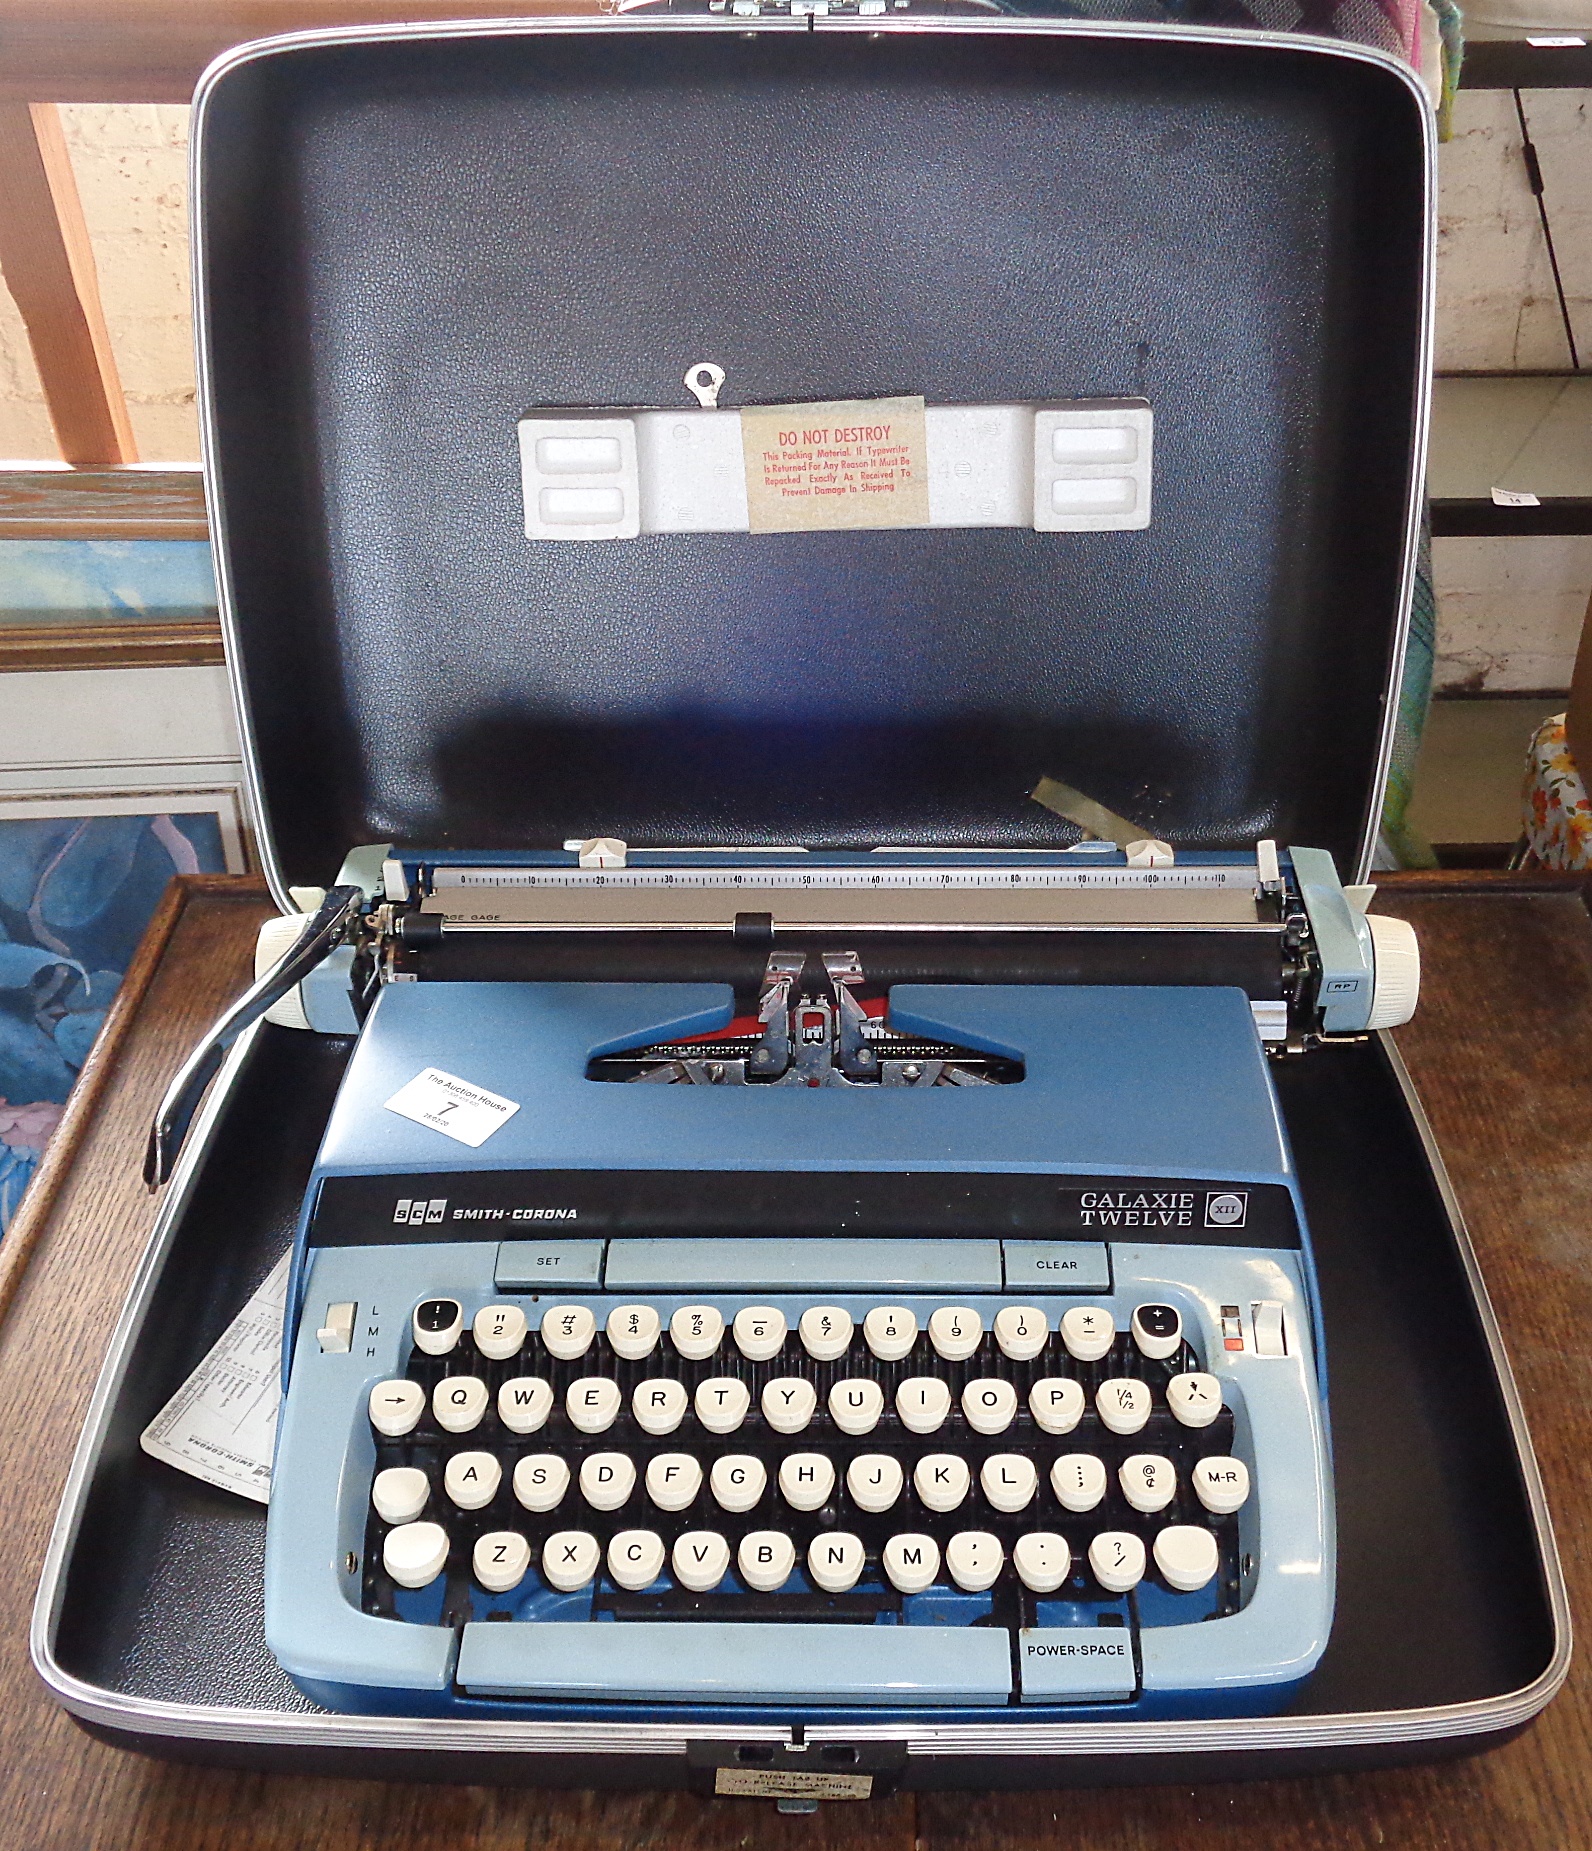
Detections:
193,18,1431,891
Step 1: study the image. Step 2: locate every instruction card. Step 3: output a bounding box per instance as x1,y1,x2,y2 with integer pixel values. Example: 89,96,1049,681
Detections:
140,1251,290,1504
384,1066,521,1147
741,395,930,532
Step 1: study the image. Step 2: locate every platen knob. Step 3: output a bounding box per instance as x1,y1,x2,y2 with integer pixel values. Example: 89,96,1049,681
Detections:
1365,912,1421,1030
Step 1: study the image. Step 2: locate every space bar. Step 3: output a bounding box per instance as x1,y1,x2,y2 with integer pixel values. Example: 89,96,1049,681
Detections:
457,1621,1013,1705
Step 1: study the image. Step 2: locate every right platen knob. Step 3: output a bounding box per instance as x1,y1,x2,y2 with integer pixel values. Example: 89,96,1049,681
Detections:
1364,912,1421,1030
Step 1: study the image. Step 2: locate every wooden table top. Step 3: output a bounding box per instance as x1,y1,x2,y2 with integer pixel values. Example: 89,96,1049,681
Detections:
0,870,1586,1850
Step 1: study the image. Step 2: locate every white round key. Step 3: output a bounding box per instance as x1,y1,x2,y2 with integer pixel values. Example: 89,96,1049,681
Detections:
734,1306,787,1361
1132,1302,1183,1361
542,1529,601,1591
608,1529,667,1592
863,1305,918,1362
1013,1531,1072,1594
808,1530,866,1593
929,1306,983,1361
672,1529,731,1592
444,1450,502,1511
1089,1530,1147,1593
882,1532,941,1593
566,1376,623,1435
994,1306,1049,1362
1029,1377,1085,1435
829,1378,884,1436
980,1453,1038,1513
369,1379,425,1437
473,1529,531,1594
573,1370,629,1440
800,1305,853,1362
578,1451,636,1512
962,1378,1018,1436
1192,1455,1251,1515
946,1531,1004,1593
512,1453,569,1513
473,1304,527,1361
914,1452,972,1513
896,1376,952,1435
1096,1377,1153,1435
645,1452,703,1512
695,1377,750,1434
710,1454,768,1513
412,1299,462,1357
738,1530,796,1592
1088,1532,1147,1591
779,1452,836,1512
498,1376,554,1434
1061,1305,1116,1364
372,1465,429,1526
607,1304,661,1361
1167,1371,1223,1429
1051,1452,1108,1512
761,1377,817,1435
670,1304,724,1361
433,1375,488,1434
1119,1453,1177,1513
633,1377,689,1436
846,1453,904,1513
538,1304,596,1360
384,1520,448,1589
1154,1525,1220,1592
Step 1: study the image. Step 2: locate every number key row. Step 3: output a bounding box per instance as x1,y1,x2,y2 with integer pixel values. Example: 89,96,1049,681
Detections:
412,1299,1186,1366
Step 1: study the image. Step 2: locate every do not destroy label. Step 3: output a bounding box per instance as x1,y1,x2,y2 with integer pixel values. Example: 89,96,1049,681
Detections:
740,395,929,532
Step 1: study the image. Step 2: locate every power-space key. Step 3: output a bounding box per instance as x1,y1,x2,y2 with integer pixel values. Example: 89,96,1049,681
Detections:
457,1621,1012,1705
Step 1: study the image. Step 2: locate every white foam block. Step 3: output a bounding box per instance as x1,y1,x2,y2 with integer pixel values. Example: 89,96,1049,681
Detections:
1033,401,1153,532
635,409,751,533
925,404,1033,527
518,415,640,540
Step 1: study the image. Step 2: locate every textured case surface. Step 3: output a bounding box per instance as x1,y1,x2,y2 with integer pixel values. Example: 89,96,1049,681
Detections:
42,1027,1558,1775
194,22,1428,889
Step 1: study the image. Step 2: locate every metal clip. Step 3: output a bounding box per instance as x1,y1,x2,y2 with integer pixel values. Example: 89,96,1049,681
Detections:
822,950,876,1079
749,949,803,1079
685,362,726,409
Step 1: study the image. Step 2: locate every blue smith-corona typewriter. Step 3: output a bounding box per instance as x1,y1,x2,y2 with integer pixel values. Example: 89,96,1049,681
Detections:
156,838,1418,1721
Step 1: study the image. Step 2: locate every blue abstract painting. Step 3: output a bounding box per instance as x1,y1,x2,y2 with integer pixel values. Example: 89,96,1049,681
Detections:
0,813,228,1232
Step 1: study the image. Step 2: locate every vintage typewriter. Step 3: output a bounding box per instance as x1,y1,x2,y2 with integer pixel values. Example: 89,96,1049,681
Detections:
156,836,1418,1720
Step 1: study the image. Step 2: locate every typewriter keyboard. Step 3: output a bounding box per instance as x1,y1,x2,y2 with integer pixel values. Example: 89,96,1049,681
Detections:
360,1295,1251,1633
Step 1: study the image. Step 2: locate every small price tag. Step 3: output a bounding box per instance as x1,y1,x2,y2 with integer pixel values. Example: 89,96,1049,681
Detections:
384,1067,520,1147
1491,486,1541,507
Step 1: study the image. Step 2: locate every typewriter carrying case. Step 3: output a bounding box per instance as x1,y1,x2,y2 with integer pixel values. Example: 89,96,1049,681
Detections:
32,10,1569,1792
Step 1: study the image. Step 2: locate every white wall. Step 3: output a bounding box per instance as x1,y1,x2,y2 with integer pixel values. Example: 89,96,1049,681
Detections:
0,663,242,796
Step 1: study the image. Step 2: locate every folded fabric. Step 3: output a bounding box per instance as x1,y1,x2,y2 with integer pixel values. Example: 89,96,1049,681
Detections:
1522,712,1592,869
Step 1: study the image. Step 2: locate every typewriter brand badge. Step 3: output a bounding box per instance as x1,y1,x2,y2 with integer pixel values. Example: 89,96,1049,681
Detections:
1205,1191,1248,1228
384,1067,521,1148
